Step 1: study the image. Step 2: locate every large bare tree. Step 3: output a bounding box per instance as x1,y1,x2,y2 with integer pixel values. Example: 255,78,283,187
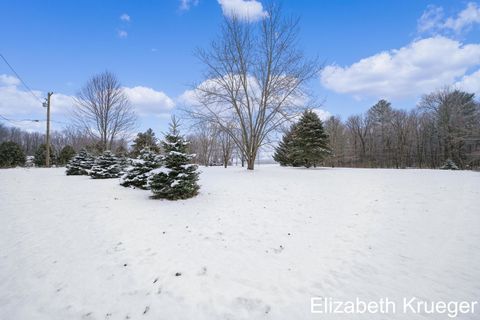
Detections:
187,3,320,170
419,87,479,167
73,71,137,151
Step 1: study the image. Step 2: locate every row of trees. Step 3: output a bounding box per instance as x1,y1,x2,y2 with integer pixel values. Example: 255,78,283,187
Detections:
324,88,480,169
66,118,200,200
0,123,129,158
3,5,478,171
0,140,77,168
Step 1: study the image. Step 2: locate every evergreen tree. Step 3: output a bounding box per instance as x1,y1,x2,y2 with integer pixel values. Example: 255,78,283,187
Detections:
34,144,56,167
66,149,95,175
58,145,76,165
117,154,132,170
0,141,25,168
120,148,162,189
291,110,330,168
273,124,302,166
149,118,200,200
440,159,459,170
130,128,160,158
89,150,123,179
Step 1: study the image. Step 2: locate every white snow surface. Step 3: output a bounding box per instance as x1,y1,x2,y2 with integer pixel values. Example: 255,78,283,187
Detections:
0,166,479,320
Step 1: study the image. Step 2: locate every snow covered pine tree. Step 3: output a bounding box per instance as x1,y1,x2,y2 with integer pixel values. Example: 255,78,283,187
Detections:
89,150,123,179
149,118,200,200
440,159,459,170
120,148,162,189
66,149,95,175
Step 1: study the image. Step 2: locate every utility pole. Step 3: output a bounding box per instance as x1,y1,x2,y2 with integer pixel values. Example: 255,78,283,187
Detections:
43,92,53,167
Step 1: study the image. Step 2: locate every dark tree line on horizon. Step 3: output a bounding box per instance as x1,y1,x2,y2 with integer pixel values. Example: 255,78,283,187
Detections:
2,86,479,169
323,87,480,169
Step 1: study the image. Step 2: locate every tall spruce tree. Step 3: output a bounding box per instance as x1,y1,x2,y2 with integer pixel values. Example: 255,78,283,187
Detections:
66,149,95,175
120,148,162,189
149,118,200,200
89,150,123,179
292,110,330,168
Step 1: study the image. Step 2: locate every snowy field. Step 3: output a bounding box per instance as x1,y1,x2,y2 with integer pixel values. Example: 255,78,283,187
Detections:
0,166,479,320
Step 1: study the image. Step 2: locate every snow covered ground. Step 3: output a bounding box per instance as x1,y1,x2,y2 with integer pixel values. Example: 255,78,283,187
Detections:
0,166,479,320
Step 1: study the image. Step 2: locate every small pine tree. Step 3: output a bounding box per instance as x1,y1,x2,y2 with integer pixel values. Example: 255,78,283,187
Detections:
0,141,25,168
440,159,459,170
130,128,160,158
34,144,56,167
149,118,200,200
120,148,162,189
291,110,330,168
58,145,76,165
117,154,132,171
89,150,123,179
66,149,95,175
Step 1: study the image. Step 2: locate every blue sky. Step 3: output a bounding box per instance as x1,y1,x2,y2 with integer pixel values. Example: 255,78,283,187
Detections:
1,0,480,134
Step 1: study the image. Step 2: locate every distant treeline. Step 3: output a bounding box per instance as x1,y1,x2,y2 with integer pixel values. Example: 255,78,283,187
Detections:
324,88,480,169
0,124,128,157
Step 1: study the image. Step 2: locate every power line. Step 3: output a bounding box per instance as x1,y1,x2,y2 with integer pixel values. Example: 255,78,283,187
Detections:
0,114,17,125
0,53,44,104
0,114,43,127
0,114,68,125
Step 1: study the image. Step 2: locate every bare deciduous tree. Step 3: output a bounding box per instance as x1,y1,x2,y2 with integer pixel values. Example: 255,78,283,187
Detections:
419,87,479,167
73,71,136,151
186,3,320,170
346,114,371,165
219,125,235,168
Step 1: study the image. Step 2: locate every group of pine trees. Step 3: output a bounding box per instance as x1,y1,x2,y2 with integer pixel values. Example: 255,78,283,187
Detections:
0,140,77,168
65,118,200,200
274,110,331,168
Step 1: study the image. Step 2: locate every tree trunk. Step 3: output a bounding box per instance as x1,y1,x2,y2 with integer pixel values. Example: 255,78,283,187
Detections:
247,156,255,170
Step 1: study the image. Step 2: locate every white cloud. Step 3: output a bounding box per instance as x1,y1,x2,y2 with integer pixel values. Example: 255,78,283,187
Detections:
120,13,131,22
177,88,198,106
444,2,480,33
417,5,444,34
455,69,480,94
51,93,75,115
320,37,480,99
179,0,199,11
312,108,331,121
0,75,75,132
0,77,175,132
123,86,175,117
218,0,267,21
0,77,45,117
0,74,20,86
118,30,128,38
418,2,480,34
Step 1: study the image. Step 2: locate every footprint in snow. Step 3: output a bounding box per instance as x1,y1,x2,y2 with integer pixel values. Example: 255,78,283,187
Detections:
198,266,207,276
273,245,284,254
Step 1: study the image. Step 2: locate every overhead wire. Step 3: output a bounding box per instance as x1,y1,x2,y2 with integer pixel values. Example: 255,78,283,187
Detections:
0,53,44,105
